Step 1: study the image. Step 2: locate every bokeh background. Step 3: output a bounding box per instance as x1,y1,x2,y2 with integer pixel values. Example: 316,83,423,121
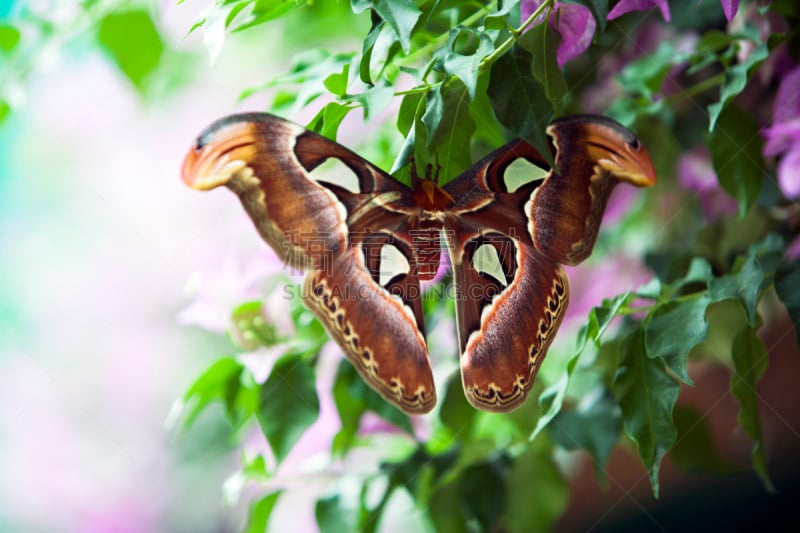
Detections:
0,1,286,530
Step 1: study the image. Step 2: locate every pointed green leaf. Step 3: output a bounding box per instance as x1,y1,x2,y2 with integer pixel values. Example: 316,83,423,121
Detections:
423,79,476,183
531,292,630,439
710,233,784,326
520,18,567,114
348,84,394,119
440,371,477,436
644,295,712,384
233,0,303,32
459,454,511,530
323,63,350,96
708,29,769,131
614,330,679,497
182,357,250,429
505,439,569,533
244,491,281,533
549,388,622,479
256,355,319,464
708,105,764,216
487,44,554,167
97,10,164,92
441,28,494,99
307,102,355,140
730,326,774,491
359,20,383,84
331,360,413,456
351,0,421,53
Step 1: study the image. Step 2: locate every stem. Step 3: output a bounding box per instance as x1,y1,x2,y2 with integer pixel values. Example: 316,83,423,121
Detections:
479,0,554,73
666,72,726,103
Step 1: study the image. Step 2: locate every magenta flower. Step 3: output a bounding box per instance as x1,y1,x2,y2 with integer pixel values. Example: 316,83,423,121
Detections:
607,0,671,22
762,65,800,199
521,1,596,67
677,146,738,220
720,0,740,21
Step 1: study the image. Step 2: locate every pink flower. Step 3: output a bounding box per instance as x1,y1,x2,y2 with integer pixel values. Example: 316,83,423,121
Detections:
762,65,800,199
677,146,738,220
607,0,671,22
177,251,282,333
521,1,596,67
421,246,451,290
720,0,740,21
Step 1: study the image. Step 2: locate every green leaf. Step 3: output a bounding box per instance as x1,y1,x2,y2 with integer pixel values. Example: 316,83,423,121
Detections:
730,326,774,491
487,44,554,167
441,28,494,99
520,16,568,113
707,28,769,131
708,105,764,216
439,371,477,436
244,491,281,533
97,10,164,92
256,354,319,464
351,0,421,53
607,41,675,125
670,405,740,475
331,360,413,456
614,330,679,497
0,24,20,54
644,295,712,384
391,91,426,178
316,494,356,533
709,233,784,326
429,479,469,533
776,258,800,348
233,0,303,32
548,387,621,479
0,100,9,124
347,83,394,119
307,102,355,140
181,357,251,429
505,439,569,533
422,79,476,183
323,63,350,96
484,0,520,30
358,19,383,84
459,454,511,530
531,292,630,439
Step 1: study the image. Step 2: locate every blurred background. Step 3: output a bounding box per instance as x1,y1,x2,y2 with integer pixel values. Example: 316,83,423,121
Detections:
0,1,290,530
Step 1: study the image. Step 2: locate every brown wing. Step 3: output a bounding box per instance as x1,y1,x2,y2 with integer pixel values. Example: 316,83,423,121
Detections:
444,223,568,412
304,231,435,414
182,113,435,414
441,114,655,412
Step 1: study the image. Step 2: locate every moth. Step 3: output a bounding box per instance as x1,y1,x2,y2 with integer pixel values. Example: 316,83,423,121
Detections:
182,113,655,415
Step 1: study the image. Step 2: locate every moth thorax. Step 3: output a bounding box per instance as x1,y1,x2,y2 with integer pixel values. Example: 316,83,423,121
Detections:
412,180,455,211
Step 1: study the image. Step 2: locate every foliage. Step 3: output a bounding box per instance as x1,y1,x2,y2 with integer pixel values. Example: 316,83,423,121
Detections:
7,0,798,530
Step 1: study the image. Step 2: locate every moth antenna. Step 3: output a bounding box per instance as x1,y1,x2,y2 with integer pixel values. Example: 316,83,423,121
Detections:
409,155,420,188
